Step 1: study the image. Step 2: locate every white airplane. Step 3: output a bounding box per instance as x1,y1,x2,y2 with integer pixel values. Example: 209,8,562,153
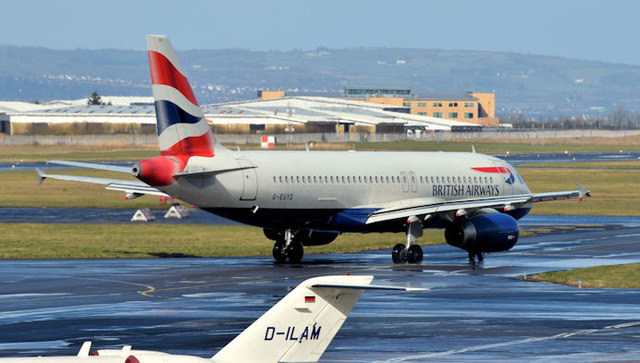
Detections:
0,275,422,363
37,35,590,264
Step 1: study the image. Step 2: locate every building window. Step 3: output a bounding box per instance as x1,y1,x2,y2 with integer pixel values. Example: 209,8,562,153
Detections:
464,113,474,119
465,102,474,107
448,102,458,107
433,112,442,118
403,101,412,107
418,112,426,116
449,112,458,118
432,102,442,107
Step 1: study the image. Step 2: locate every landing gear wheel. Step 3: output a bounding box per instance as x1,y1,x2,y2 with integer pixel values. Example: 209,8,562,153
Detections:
468,251,476,265
392,243,406,264
407,244,423,264
477,252,485,263
272,240,287,263
286,242,304,263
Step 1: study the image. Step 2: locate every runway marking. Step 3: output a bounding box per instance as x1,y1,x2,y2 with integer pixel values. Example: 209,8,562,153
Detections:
380,320,640,362
0,277,157,302
0,269,372,303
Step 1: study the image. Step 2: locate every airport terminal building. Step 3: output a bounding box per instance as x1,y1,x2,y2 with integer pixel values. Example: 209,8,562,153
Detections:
0,90,491,135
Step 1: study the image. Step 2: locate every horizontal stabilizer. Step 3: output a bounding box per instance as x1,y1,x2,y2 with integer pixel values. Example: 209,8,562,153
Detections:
312,283,427,292
35,168,167,198
173,164,255,178
48,160,132,174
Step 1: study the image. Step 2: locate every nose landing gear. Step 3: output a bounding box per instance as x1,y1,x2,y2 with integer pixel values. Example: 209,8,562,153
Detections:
468,251,485,265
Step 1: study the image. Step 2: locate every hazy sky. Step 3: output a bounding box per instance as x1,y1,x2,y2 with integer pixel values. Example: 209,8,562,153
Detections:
3,0,639,65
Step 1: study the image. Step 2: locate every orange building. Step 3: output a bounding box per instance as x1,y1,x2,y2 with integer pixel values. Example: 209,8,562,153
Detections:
257,90,286,100
344,88,499,127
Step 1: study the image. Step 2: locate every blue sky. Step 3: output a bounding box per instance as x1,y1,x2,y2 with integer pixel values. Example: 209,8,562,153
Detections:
3,0,639,65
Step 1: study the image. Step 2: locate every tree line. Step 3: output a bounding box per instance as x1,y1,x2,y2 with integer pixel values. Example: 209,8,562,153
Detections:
502,108,640,130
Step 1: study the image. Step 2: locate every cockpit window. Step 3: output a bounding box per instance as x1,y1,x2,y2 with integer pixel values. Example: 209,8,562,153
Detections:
511,167,525,184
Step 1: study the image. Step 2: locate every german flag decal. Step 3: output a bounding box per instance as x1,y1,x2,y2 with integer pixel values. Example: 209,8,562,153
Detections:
305,296,316,303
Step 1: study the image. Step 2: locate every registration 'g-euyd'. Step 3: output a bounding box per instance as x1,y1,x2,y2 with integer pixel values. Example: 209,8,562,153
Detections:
38,35,590,264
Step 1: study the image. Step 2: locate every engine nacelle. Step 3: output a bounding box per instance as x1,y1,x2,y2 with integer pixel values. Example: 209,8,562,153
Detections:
444,213,519,253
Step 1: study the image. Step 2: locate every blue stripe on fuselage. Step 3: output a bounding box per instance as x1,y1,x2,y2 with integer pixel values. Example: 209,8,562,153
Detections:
154,100,202,135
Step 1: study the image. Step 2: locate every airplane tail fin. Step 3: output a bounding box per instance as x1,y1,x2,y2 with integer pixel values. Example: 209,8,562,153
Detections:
211,275,372,363
146,35,226,157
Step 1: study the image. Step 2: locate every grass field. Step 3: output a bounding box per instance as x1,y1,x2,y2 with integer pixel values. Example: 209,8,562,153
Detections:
1,144,158,162
3,136,640,162
531,263,640,289
0,223,444,259
517,161,640,215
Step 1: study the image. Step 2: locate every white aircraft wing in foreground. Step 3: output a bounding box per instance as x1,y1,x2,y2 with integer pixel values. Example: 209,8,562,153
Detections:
0,275,424,363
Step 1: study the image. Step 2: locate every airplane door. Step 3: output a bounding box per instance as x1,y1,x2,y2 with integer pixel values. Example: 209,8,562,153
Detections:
237,158,257,201
400,171,409,192
408,171,418,192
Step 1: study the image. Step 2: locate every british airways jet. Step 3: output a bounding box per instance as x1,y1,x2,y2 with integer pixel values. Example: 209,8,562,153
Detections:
38,35,590,264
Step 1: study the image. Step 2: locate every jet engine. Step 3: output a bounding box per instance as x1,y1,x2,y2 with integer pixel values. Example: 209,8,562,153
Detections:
444,212,519,253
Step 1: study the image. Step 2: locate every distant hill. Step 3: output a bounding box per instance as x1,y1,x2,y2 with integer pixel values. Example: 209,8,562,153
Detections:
1,45,640,117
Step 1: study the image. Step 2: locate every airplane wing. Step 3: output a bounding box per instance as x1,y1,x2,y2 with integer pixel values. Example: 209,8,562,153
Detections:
366,184,590,225
36,165,168,199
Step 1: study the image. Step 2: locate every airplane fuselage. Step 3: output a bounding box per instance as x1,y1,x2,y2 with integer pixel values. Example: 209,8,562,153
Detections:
160,150,532,232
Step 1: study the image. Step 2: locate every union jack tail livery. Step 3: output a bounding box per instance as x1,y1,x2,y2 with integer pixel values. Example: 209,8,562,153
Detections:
146,35,224,157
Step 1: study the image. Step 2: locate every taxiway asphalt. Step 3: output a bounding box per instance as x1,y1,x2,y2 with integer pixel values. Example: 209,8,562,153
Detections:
1,219,640,361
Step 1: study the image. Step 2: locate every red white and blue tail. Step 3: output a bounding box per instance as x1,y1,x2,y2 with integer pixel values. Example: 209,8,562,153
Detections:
146,35,224,157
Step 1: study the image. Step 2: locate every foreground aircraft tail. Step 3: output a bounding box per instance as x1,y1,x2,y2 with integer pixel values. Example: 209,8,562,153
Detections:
211,275,424,363
146,35,226,157
211,275,373,362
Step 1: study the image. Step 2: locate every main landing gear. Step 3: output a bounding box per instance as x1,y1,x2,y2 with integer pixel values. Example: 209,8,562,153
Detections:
272,229,304,263
391,216,424,264
468,251,485,265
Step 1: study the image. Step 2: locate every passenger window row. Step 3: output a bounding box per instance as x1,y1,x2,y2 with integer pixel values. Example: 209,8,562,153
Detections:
272,174,495,184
